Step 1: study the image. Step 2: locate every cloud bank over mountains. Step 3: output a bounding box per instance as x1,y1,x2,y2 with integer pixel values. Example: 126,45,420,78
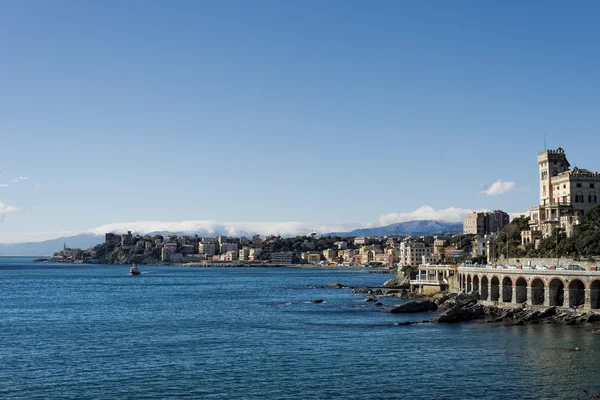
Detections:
88,220,374,238
378,206,481,226
1,205,525,244
87,206,478,238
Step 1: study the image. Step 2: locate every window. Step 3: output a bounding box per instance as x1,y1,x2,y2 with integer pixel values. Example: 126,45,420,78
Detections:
577,183,582,188
575,192,584,203
591,184,595,189
589,193,597,204
563,184,566,189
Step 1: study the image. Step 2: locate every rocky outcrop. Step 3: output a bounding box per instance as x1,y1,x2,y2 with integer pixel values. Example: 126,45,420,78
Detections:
431,303,485,323
390,300,438,314
429,294,600,327
311,299,324,303
316,283,347,289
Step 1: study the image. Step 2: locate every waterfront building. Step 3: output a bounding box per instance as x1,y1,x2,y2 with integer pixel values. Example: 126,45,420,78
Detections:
170,253,184,263
399,241,432,267
322,248,337,261
252,235,262,246
463,211,509,236
220,242,239,254
384,247,398,262
342,249,355,262
522,147,600,243
306,252,321,264
161,242,178,262
374,253,393,265
221,250,238,262
248,248,261,261
199,241,217,256
271,251,293,264
239,247,250,261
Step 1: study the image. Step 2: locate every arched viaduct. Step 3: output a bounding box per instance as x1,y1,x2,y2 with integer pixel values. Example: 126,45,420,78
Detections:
458,267,600,310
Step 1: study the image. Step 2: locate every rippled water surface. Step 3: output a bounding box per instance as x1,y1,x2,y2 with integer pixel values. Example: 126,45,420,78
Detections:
1,258,600,399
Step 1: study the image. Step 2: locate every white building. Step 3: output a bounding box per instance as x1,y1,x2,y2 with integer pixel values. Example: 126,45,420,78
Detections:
399,241,433,267
523,147,600,243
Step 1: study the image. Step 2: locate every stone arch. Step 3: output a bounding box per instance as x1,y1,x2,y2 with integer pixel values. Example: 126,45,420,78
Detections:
473,275,480,295
549,278,565,307
531,278,545,306
502,276,513,303
467,274,472,293
568,279,585,308
481,276,489,300
491,276,500,302
590,280,600,310
515,277,527,303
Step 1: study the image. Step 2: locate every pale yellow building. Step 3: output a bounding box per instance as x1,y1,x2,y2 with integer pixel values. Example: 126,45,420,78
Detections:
523,148,600,243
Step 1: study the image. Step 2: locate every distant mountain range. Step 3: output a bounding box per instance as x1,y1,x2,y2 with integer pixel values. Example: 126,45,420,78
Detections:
0,234,104,257
0,219,464,256
324,220,463,237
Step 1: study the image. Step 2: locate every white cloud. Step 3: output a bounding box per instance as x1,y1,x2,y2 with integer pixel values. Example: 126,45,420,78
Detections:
35,184,41,189
480,179,517,196
0,184,8,187
88,220,372,237
378,205,482,225
15,176,30,181
0,201,21,222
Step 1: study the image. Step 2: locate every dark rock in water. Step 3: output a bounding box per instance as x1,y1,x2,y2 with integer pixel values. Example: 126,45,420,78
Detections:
316,283,346,289
538,306,558,318
375,302,383,306
434,292,456,305
383,278,401,287
365,297,376,302
311,299,324,303
394,321,419,326
438,293,478,310
431,303,485,323
390,300,437,314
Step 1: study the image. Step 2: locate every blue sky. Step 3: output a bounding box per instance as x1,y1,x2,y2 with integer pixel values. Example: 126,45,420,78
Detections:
1,1,600,242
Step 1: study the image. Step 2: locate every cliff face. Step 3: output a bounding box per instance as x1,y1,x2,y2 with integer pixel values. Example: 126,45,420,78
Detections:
95,242,161,265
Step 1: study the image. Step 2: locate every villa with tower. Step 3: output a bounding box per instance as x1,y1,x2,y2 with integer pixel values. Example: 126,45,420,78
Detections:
521,147,600,247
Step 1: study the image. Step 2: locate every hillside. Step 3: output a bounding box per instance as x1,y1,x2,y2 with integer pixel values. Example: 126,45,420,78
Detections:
324,220,462,237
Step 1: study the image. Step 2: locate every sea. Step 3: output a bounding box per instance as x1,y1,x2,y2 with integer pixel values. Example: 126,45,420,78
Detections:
1,257,599,400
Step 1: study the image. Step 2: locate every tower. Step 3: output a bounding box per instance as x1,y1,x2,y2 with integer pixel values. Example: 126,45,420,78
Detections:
537,147,570,206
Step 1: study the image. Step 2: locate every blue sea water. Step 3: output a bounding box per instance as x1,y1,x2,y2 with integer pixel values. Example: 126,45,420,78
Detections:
1,258,599,399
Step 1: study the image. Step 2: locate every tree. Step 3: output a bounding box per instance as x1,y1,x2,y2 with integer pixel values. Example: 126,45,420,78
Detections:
572,205,600,256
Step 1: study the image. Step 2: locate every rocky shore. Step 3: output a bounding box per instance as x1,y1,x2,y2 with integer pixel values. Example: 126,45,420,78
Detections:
392,293,600,331
316,281,600,332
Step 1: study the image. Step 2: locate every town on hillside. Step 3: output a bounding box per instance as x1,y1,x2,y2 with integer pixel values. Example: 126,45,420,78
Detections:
48,147,600,272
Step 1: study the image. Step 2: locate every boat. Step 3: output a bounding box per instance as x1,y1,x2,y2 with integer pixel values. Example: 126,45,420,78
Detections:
129,263,141,276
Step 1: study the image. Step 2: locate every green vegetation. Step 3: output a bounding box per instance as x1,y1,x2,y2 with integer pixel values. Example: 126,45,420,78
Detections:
496,205,600,259
494,216,529,259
